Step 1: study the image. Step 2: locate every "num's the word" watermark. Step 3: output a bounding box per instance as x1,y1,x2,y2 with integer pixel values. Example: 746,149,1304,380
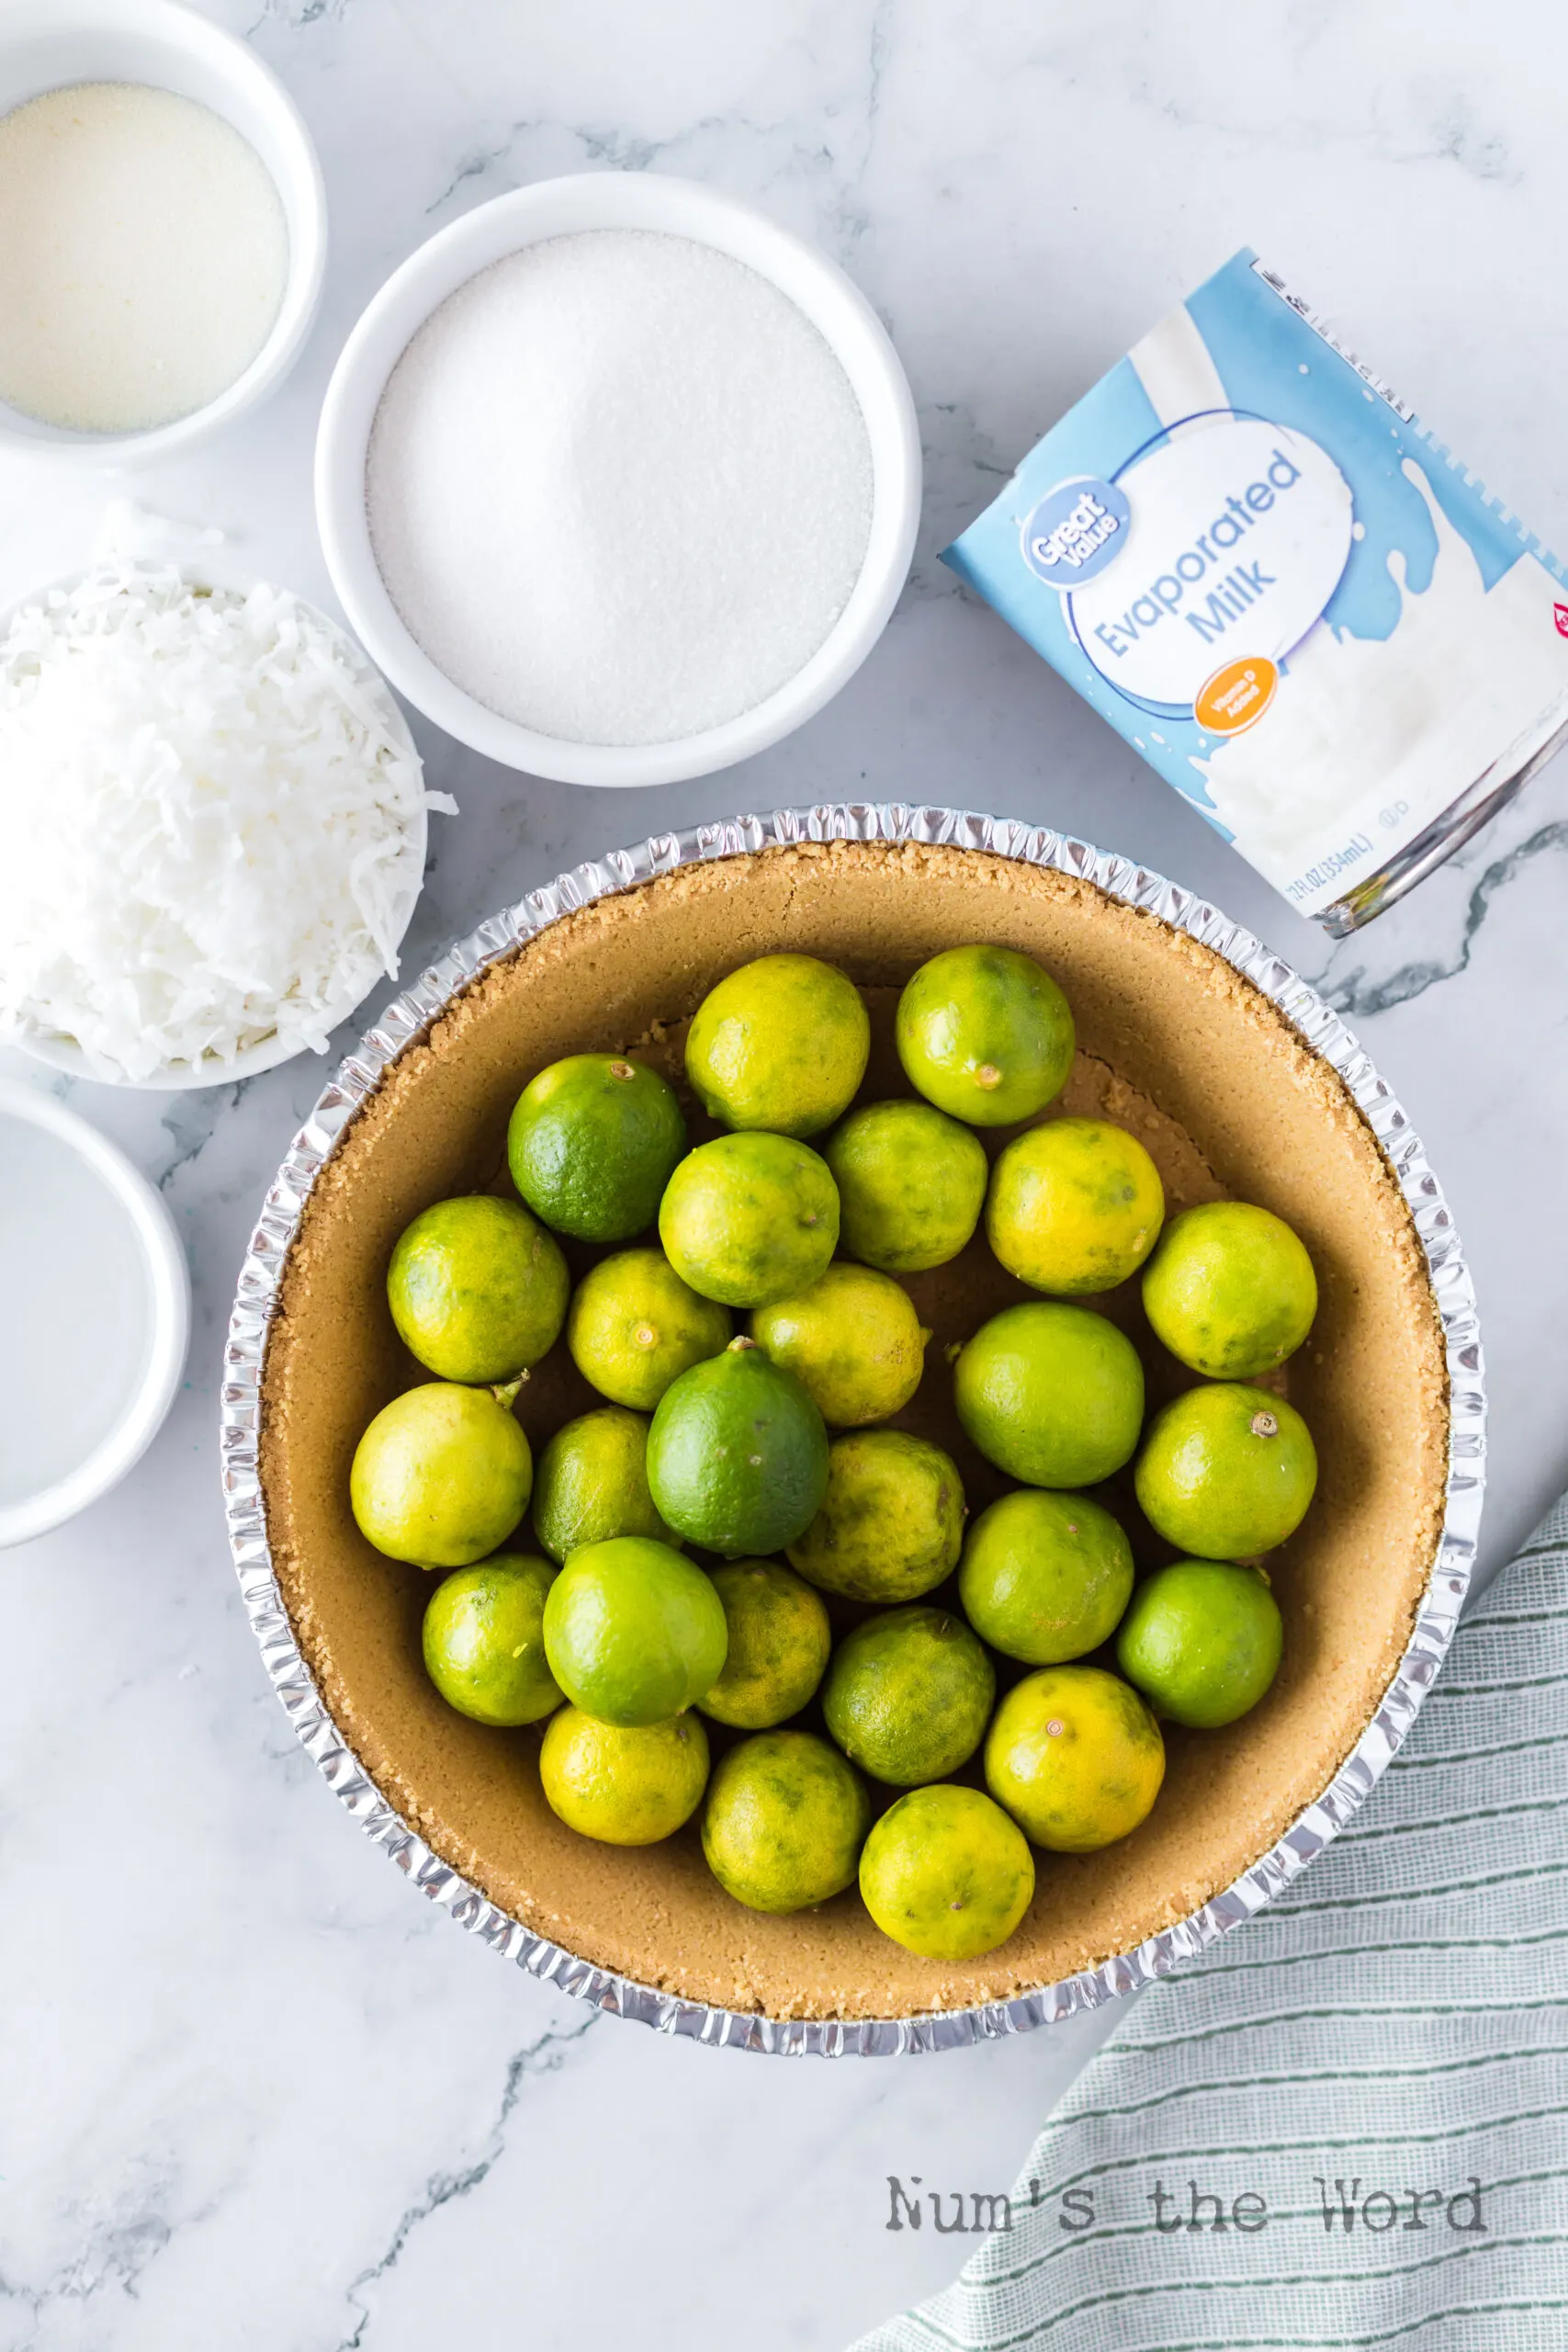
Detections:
885,2174,1490,2237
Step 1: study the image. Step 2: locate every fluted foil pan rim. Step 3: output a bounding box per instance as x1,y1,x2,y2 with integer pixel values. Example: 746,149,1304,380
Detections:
221,803,1485,2056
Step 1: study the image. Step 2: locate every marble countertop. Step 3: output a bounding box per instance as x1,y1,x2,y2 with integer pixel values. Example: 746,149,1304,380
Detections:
5,4,1567,2344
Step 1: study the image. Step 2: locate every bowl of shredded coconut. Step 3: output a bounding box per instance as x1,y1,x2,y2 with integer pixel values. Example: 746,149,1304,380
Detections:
0,565,452,1088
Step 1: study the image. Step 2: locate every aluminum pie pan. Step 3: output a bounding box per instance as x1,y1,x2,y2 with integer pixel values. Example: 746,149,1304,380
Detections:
220,802,1485,2057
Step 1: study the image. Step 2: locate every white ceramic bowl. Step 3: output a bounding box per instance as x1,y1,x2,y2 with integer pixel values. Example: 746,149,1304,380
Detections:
316,173,922,787
0,0,326,464
6,565,427,1091
0,1080,189,1547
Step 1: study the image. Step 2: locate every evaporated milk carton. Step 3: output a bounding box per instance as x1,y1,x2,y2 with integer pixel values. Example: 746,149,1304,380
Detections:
946,250,1568,931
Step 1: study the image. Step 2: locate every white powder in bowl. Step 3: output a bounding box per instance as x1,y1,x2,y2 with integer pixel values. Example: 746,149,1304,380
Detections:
366,229,875,747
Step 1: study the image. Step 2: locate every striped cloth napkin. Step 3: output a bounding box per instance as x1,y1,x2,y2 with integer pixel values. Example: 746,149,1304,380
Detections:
856,1497,1568,2352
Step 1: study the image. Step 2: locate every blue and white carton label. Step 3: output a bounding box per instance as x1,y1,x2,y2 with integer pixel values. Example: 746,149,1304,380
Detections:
946,250,1568,919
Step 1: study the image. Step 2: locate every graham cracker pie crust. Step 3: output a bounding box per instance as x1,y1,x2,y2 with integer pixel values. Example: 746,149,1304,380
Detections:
259,840,1449,2021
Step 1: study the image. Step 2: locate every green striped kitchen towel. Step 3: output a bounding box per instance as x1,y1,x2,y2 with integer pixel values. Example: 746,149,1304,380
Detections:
856,1496,1568,2351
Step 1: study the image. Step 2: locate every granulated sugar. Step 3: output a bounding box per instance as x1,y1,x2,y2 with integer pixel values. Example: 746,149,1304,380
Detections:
366,230,874,746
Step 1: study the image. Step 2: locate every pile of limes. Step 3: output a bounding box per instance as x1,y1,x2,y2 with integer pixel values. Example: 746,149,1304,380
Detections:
349,944,1321,1966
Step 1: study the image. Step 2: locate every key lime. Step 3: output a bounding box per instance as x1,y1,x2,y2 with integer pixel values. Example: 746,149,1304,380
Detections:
1142,1201,1318,1379
896,944,1075,1127
532,1406,673,1563
702,1729,870,1912
541,1535,727,1725
750,1263,929,1426
507,1053,686,1243
985,1664,1165,1851
824,1098,988,1272
659,1133,839,1308
685,954,871,1136
540,1707,709,1845
986,1116,1165,1295
647,1338,829,1557
1134,1383,1317,1559
1116,1558,1283,1728
953,1302,1145,1488
859,1784,1035,1961
566,1247,731,1411
387,1194,569,1384
697,1560,832,1730
959,1488,1134,1665
822,1606,996,1786
786,1429,965,1603
422,1553,562,1726
350,1382,532,1568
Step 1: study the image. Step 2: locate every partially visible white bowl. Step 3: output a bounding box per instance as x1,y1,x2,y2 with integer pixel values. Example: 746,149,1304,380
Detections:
0,0,327,464
6,566,427,1091
0,1080,189,1548
316,173,922,788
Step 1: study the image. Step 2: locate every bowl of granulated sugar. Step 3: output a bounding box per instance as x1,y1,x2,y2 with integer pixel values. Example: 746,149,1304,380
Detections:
316,174,920,786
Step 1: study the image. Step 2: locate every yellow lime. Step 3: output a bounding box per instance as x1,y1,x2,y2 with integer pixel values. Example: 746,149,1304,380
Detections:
953,1302,1145,1488
750,1263,928,1426
698,1560,832,1730
1142,1201,1318,1379
786,1428,965,1603
701,1729,870,1911
685,954,870,1136
646,1338,829,1557
350,1382,532,1568
958,1488,1134,1665
422,1554,561,1726
985,1664,1165,1851
822,1605,996,1786
541,1535,727,1725
659,1132,839,1308
532,1406,673,1562
388,1194,569,1384
566,1247,731,1411
824,1098,989,1272
859,1784,1035,1961
539,1707,709,1845
507,1053,686,1243
1116,1558,1283,1728
1134,1383,1317,1559
896,944,1075,1128
986,1117,1164,1295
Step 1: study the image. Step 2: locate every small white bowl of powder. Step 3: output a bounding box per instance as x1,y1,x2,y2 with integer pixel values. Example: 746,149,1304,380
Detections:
316,174,921,786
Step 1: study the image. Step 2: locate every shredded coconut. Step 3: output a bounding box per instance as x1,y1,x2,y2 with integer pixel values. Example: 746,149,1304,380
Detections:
0,566,454,1081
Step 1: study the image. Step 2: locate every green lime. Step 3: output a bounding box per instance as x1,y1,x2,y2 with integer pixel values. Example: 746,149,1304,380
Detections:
824,1099,989,1272
822,1606,996,1786
1142,1201,1318,1379
954,1302,1145,1488
422,1554,561,1726
566,1247,732,1411
698,1560,832,1729
507,1054,686,1243
388,1195,569,1384
1134,1383,1317,1559
750,1264,928,1427
540,1707,709,1845
350,1382,532,1568
702,1729,870,1912
1116,1559,1283,1728
786,1429,965,1603
986,1117,1164,1295
541,1535,727,1725
985,1665,1165,1851
685,954,870,1137
896,944,1075,1128
646,1338,829,1556
859,1784,1035,1961
659,1133,839,1307
532,1406,673,1563
959,1489,1134,1665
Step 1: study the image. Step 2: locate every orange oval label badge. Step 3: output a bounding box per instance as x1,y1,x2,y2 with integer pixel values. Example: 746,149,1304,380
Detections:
1195,656,1278,736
